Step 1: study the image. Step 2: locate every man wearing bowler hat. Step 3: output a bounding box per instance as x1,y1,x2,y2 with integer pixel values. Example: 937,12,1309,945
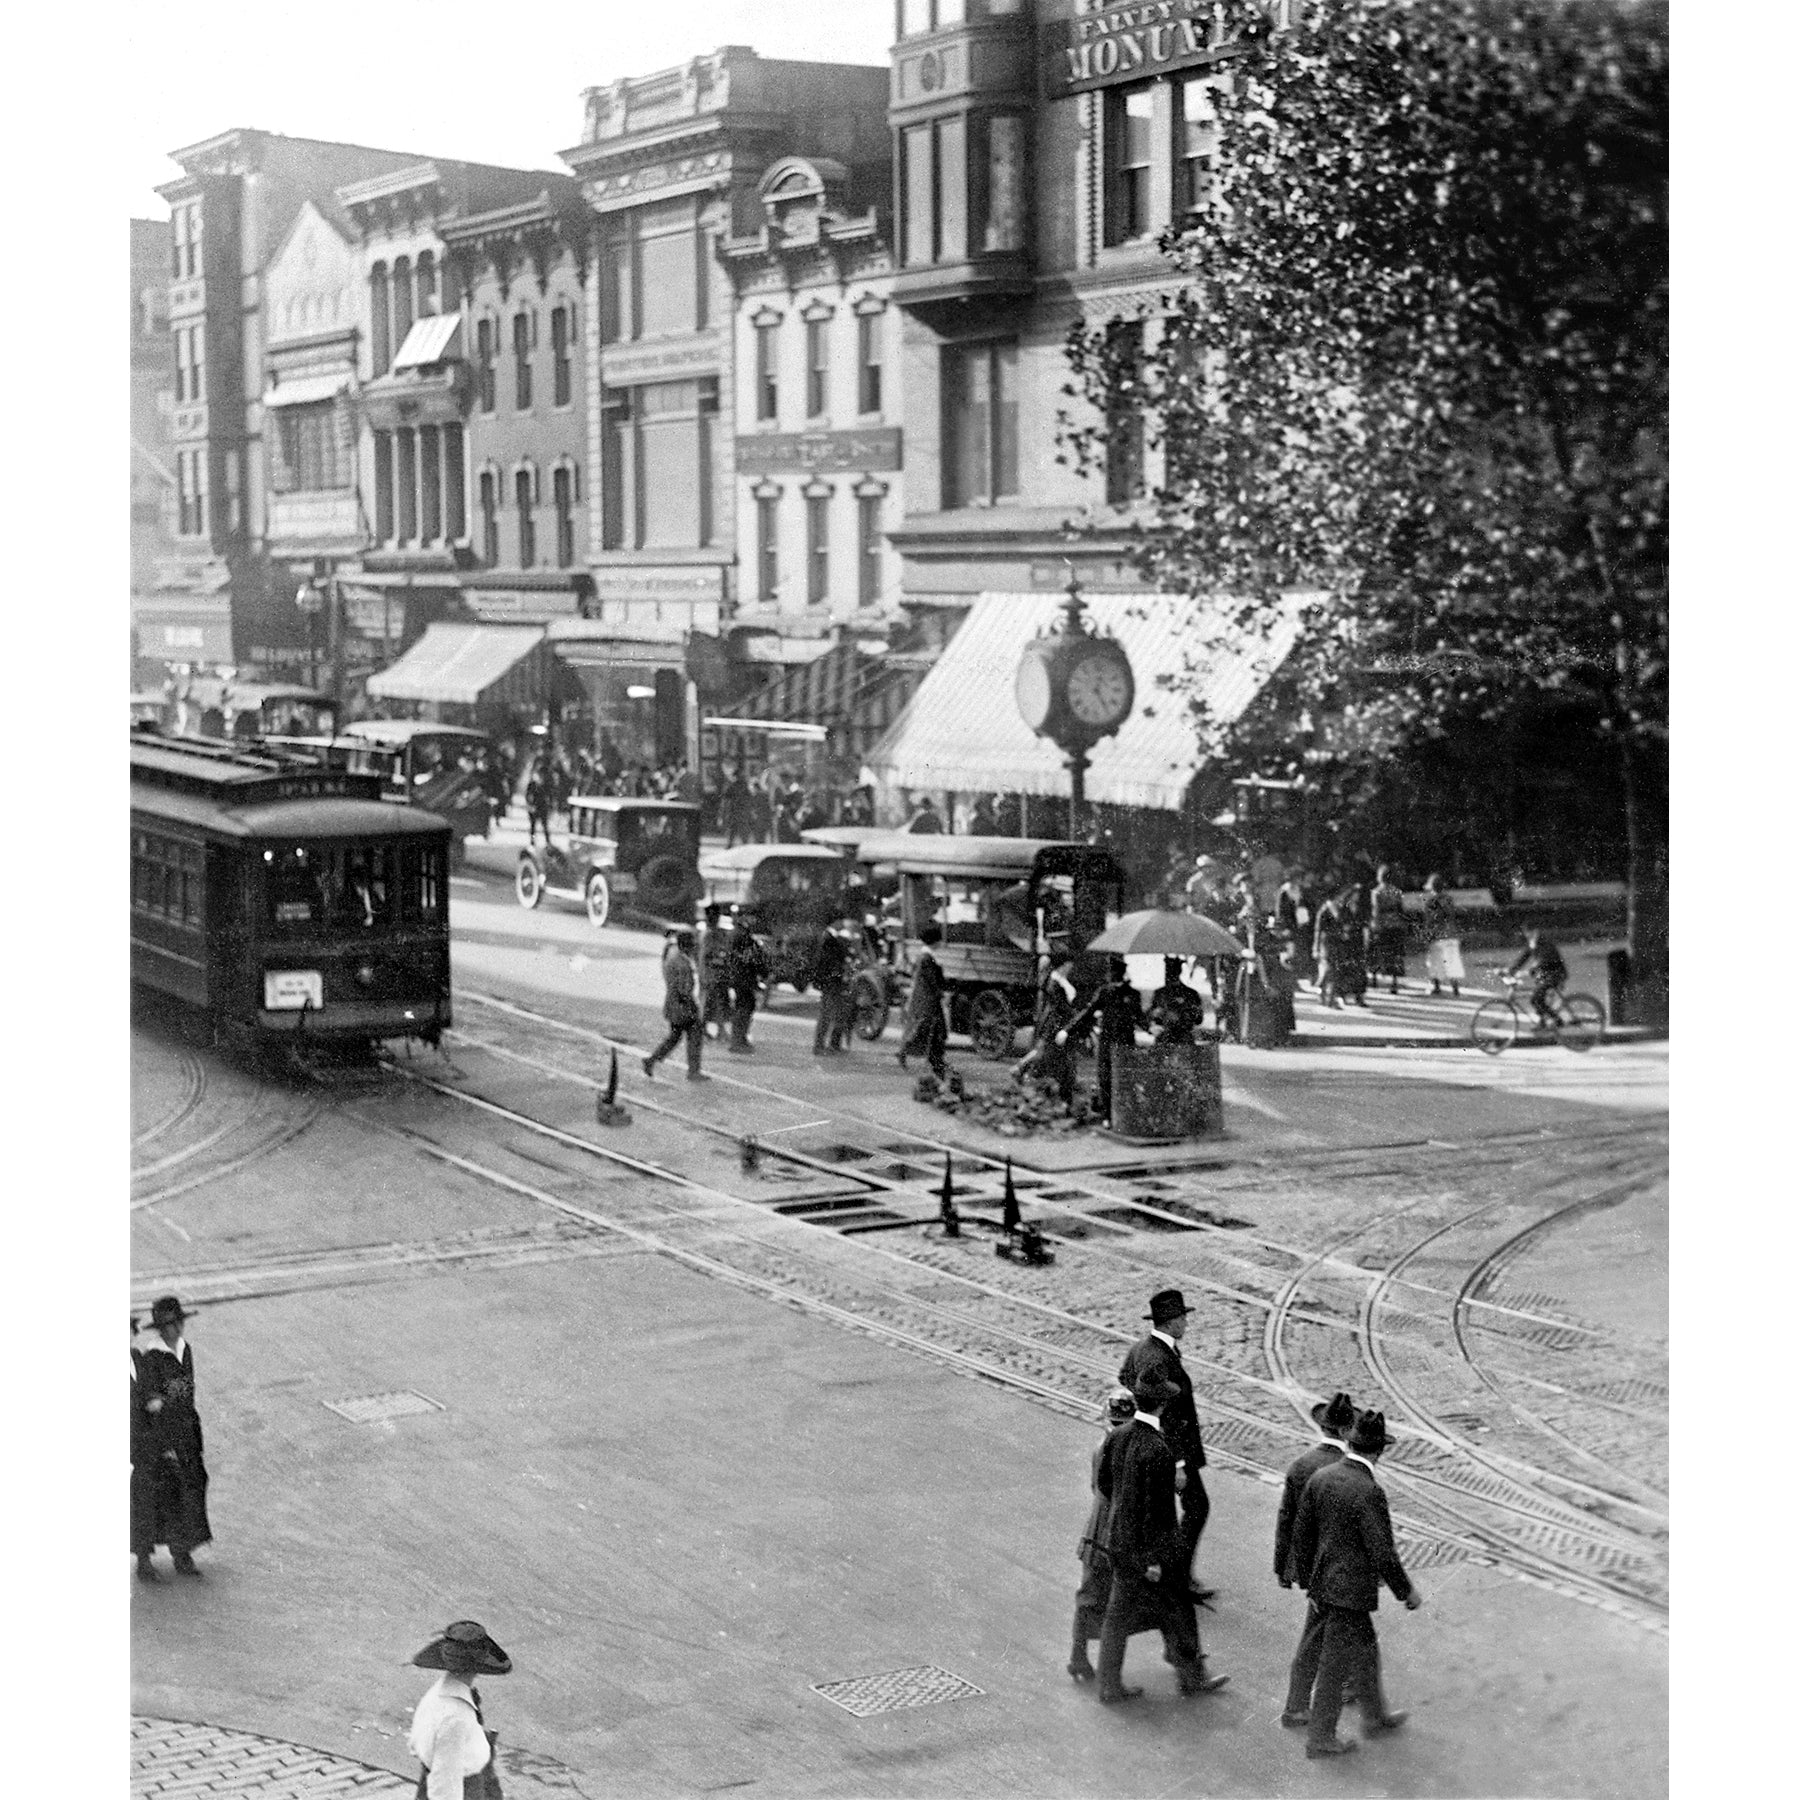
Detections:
1289,1407,1420,1759
409,1620,512,1797
134,1295,210,1580
1118,1288,1212,1599
1275,1391,1381,1728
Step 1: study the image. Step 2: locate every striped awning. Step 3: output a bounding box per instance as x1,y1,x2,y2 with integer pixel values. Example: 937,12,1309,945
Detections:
864,592,1308,812
366,623,544,706
393,314,462,369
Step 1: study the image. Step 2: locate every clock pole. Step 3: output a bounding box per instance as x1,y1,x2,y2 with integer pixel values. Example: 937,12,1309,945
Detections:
1067,744,1089,842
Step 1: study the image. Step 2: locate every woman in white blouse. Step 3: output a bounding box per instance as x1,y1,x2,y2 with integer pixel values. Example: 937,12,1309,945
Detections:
409,1621,511,1799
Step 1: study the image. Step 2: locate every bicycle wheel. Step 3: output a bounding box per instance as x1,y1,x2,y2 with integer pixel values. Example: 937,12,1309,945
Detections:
1471,998,1519,1055
1555,993,1606,1053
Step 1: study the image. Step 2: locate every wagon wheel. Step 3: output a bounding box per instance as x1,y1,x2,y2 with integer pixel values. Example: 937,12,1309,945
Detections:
515,857,543,910
969,988,1016,1060
584,871,611,928
850,970,890,1041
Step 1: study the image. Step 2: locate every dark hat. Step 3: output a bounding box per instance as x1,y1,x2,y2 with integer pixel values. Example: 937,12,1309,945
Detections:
149,1295,191,1327
1146,1288,1194,1325
1131,1372,1180,1409
412,1620,513,1676
1347,1408,1394,1455
1309,1392,1358,1438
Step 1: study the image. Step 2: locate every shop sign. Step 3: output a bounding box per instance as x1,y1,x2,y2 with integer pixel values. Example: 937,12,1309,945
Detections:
735,427,903,477
1044,0,1295,98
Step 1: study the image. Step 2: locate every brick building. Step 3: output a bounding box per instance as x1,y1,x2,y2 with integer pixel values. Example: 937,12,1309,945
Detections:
150,131,437,679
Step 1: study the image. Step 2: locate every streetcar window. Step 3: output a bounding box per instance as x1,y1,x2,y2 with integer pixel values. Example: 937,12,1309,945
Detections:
398,845,446,923
338,846,394,929
268,846,321,930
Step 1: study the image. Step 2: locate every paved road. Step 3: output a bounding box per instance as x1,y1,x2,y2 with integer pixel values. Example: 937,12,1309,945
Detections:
128,910,1668,1798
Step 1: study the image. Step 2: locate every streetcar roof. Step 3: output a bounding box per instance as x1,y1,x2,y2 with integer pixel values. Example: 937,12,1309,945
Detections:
132,784,451,840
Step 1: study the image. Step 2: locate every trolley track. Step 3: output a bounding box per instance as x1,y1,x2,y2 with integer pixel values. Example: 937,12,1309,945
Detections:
363,1037,1668,1628
131,1044,207,1153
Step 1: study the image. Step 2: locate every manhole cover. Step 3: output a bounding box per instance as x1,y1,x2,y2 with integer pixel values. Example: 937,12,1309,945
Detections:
324,1390,445,1425
811,1665,984,1718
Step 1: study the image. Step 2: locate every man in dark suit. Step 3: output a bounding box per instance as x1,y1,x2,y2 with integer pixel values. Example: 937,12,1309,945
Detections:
1289,1408,1420,1759
1118,1288,1212,1599
1276,1391,1361,1727
1057,955,1142,1126
1093,1381,1230,1705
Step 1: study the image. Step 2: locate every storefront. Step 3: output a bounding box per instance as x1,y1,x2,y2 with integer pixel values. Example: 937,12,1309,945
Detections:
364,621,551,740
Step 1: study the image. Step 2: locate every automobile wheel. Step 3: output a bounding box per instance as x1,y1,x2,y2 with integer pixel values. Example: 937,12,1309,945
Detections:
1470,998,1517,1055
851,971,890,1041
970,988,1016,1060
1556,992,1605,1052
515,857,543,910
585,871,612,929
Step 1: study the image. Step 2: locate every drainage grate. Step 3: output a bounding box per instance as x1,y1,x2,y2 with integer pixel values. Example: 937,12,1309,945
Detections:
1581,1377,1667,1408
323,1389,444,1425
1396,1534,1473,1570
811,1665,984,1718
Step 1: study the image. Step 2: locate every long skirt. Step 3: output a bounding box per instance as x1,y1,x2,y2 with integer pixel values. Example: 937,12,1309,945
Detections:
1368,925,1408,980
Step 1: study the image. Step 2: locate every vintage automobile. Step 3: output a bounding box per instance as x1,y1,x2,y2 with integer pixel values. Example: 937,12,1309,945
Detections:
802,830,1128,1058
696,843,856,990
515,797,703,927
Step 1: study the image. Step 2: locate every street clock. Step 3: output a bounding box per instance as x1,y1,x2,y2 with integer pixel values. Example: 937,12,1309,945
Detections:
1015,578,1135,750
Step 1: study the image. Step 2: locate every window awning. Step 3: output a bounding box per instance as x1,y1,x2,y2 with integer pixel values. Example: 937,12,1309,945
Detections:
366,623,545,706
263,372,350,408
863,591,1308,812
393,314,462,369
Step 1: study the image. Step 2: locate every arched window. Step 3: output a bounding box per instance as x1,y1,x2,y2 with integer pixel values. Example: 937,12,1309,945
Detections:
475,315,498,413
415,251,436,318
478,468,500,567
513,310,534,411
553,462,579,568
551,303,575,407
514,464,537,568
392,256,414,347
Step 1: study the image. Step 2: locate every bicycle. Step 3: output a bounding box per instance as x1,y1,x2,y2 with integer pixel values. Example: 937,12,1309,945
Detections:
1470,970,1606,1055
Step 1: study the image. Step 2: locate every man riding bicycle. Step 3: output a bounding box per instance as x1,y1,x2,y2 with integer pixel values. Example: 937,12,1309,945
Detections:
1507,928,1568,1027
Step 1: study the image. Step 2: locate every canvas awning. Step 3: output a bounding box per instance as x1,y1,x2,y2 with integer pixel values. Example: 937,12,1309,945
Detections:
393,314,463,369
863,591,1307,812
263,372,350,408
366,623,544,706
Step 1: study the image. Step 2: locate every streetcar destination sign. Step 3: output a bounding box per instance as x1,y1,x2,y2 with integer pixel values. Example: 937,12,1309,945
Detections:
264,970,323,1011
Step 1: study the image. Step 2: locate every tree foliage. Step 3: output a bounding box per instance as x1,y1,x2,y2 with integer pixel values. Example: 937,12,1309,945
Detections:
1061,0,1668,843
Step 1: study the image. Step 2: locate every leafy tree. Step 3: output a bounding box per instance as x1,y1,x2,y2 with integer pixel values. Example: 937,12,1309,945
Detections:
1061,0,1667,1007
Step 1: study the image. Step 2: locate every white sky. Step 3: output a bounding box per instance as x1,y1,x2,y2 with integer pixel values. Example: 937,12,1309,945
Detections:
126,0,896,219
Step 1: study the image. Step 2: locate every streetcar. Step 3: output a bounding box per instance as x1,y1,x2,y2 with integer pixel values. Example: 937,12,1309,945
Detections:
130,732,452,1049
337,720,497,863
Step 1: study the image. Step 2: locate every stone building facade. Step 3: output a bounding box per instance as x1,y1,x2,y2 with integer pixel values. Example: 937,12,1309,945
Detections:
131,218,181,684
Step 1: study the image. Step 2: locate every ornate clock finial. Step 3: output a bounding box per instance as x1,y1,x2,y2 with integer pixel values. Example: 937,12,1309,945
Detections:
1061,558,1090,637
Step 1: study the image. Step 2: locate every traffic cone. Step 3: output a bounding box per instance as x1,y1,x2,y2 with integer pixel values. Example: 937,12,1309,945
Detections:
1001,1157,1021,1235
939,1154,961,1237
595,1046,630,1126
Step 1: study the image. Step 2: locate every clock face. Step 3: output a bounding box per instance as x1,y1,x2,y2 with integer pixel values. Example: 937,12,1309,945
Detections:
1015,651,1053,731
1066,651,1132,728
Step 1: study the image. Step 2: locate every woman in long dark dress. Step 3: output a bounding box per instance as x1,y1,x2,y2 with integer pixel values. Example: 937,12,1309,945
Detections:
1337,883,1371,1006
1368,865,1409,994
135,1295,211,1578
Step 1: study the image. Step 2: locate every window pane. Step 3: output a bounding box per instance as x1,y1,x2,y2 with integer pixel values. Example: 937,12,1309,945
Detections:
370,267,390,375
937,115,968,262
993,343,1018,498
637,228,697,337
985,116,1026,251
900,0,932,35
758,495,779,600
416,252,436,318
1180,78,1220,214
806,320,827,417
858,495,882,604
374,431,394,542
516,469,535,567
513,313,532,410
757,326,779,421
807,495,829,605
420,425,442,542
601,391,629,549
396,430,417,541
904,125,936,267
639,418,701,547
393,258,413,344
947,345,990,507
443,424,466,540
858,314,882,414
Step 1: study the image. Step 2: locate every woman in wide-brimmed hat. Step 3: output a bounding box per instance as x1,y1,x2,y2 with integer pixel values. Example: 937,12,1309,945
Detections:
133,1296,210,1581
409,1620,512,1798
